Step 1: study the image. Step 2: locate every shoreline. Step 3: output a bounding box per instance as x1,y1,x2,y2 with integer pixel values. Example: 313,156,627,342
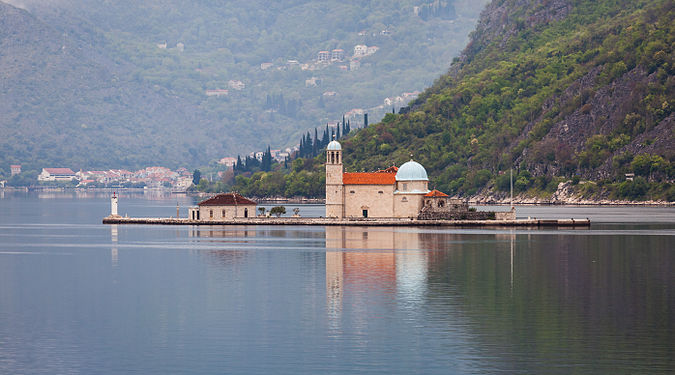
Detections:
2,187,672,206
102,216,590,227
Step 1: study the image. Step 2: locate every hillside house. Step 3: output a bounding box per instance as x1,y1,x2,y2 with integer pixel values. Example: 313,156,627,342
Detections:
206,89,229,97
331,49,345,62
10,165,21,176
317,51,330,63
353,45,367,57
218,157,237,167
228,80,245,90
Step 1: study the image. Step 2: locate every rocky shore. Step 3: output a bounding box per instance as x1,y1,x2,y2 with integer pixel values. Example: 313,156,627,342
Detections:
466,182,673,206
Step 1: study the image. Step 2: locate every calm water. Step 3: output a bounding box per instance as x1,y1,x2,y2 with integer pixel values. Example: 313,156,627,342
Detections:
0,191,673,374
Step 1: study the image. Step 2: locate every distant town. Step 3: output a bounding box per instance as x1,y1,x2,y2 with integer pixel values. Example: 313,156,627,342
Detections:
1,145,302,190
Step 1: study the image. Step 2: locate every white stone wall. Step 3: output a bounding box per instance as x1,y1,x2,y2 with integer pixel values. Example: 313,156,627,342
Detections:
393,193,425,218
495,208,516,221
344,185,395,218
396,180,428,193
197,204,256,221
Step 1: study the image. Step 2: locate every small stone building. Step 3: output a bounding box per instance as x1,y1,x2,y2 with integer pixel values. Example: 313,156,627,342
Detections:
188,193,257,221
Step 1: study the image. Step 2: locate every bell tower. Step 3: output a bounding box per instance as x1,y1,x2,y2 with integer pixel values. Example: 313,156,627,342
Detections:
325,138,344,218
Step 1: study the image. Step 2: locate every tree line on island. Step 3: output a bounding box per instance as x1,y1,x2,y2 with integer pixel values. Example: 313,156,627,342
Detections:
193,114,357,197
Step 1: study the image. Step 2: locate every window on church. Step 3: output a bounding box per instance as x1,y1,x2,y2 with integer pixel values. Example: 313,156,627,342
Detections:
401,197,408,202
438,200,445,207
350,190,355,194
210,210,213,218
402,183,408,191
222,209,226,217
378,191,383,194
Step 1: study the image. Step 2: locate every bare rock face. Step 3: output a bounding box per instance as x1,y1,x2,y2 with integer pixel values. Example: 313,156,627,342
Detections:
513,62,672,180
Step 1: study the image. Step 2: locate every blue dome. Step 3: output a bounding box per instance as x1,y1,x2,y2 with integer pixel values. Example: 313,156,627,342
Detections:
327,140,342,151
396,160,428,181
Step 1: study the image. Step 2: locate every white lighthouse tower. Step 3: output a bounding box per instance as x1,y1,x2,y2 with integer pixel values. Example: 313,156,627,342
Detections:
110,192,119,217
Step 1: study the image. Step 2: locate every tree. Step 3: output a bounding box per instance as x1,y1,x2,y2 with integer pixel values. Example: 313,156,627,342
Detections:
261,145,272,171
270,206,286,217
258,207,267,216
192,169,201,185
293,207,300,216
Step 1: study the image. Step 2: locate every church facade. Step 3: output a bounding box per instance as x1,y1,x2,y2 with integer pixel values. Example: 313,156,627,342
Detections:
325,139,438,219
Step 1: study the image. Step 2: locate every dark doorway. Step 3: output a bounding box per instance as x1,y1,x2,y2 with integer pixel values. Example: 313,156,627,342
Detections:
362,209,368,218
244,208,248,218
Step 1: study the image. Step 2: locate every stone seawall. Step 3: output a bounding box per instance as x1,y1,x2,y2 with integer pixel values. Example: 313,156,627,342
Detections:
103,216,589,227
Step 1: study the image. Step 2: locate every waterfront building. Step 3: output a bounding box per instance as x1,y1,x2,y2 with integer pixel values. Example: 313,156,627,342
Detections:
325,140,516,220
188,192,257,221
325,139,433,219
37,168,77,182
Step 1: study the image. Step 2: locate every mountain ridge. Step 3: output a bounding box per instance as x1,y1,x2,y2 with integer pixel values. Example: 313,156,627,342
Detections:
340,0,673,201
0,0,487,173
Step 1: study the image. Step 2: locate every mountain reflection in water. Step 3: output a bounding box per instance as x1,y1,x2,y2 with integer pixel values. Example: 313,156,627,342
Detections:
323,225,673,374
0,193,672,374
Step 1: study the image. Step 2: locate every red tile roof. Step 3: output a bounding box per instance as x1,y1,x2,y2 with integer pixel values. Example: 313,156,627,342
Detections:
44,168,75,175
424,189,449,197
343,172,396,185
198,193,257,206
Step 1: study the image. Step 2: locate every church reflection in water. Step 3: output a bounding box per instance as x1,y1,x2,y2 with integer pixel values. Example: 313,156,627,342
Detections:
325,226,431,324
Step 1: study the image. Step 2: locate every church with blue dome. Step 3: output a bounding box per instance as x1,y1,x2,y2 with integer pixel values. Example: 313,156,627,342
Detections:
326,139,456,219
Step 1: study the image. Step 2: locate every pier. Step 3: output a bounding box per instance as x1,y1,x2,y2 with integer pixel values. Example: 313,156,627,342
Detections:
102,216,590,227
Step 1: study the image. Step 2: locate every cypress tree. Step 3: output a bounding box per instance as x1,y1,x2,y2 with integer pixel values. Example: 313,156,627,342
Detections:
235,155,242,171
314,128,319,156
322,126,329,147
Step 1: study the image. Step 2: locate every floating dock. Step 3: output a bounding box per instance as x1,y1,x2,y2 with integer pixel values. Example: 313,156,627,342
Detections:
102,216,590,227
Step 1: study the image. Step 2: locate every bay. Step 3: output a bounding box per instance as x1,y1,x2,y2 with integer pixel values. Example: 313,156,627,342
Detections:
0,191,673,374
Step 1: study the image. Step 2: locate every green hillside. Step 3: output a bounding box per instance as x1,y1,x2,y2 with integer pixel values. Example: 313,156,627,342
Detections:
0,0,487,173
339,0,674,201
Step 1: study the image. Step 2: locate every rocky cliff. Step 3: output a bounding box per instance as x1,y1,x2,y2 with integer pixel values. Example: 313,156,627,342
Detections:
341,0,673,201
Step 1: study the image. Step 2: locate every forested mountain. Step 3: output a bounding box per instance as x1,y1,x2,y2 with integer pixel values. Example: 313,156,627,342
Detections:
0,0,487,173
340,0,673,201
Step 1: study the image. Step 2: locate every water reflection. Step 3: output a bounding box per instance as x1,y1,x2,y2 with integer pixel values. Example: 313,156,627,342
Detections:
324,226,674,373
189,227,257,239
110,225,118,267
325,227,429,328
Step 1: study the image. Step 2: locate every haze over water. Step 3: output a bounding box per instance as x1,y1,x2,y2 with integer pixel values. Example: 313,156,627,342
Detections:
0,191,673,374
